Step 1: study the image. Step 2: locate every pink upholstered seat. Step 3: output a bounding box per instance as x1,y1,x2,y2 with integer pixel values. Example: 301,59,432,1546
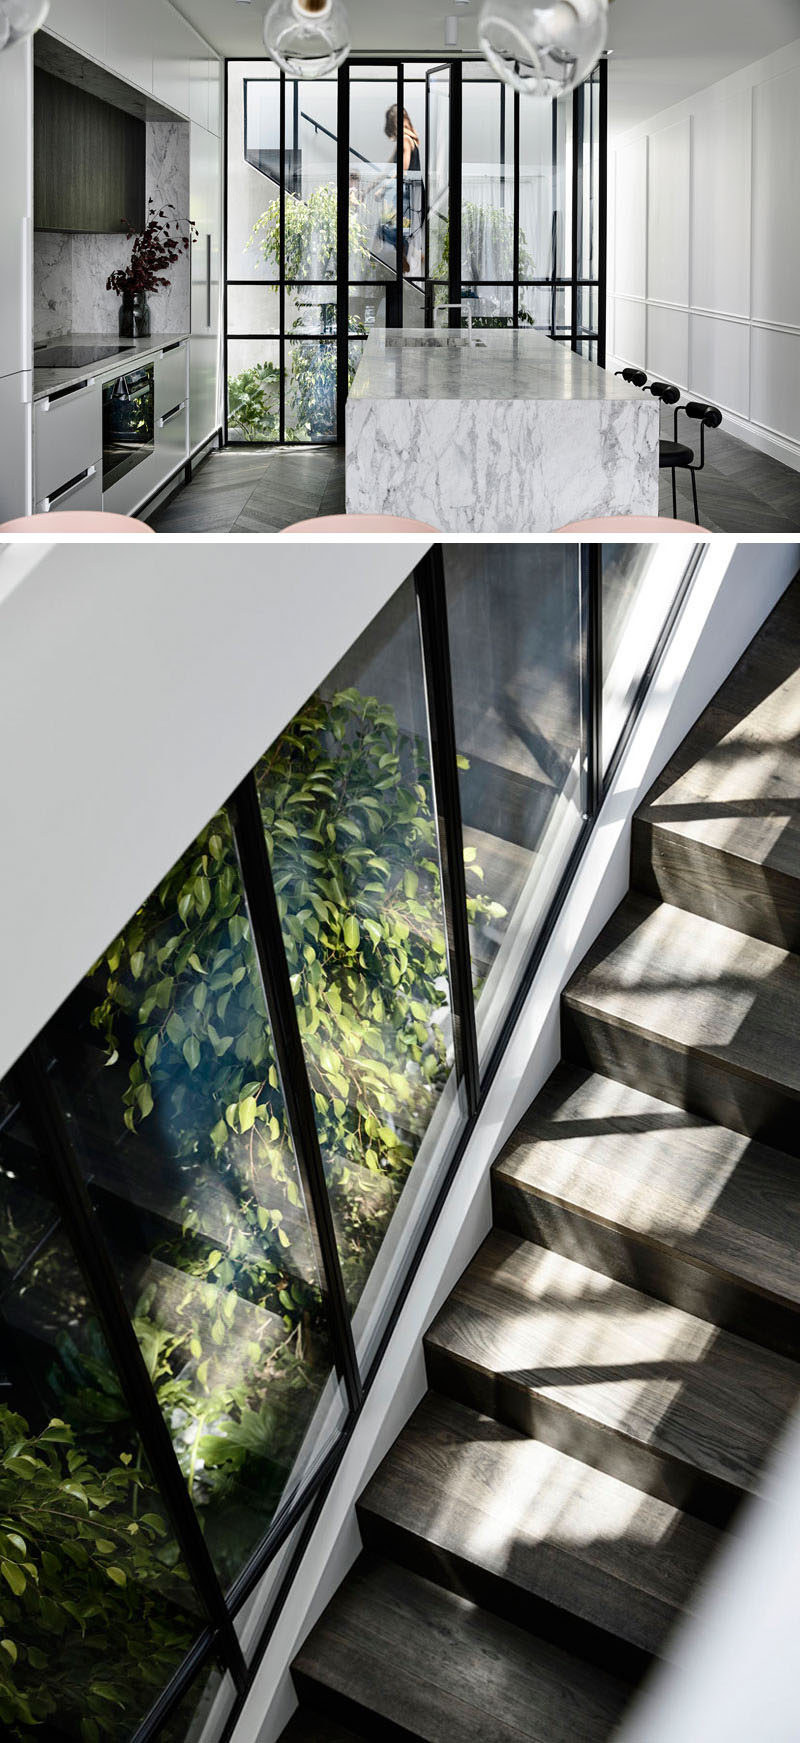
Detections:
555,515,709,534
0,512,154,533
281,513,439,534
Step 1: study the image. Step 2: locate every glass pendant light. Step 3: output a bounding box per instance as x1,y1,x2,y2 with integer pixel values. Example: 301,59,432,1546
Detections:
0,0,50,47
478,0,608,97
263,0,350,79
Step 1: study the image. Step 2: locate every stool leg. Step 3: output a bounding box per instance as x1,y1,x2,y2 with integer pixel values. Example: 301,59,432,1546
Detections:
671,468,678,519
690,470,700,526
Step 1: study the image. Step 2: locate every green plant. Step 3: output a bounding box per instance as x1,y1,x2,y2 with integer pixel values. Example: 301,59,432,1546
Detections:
227,360,281,443
84,689,501,1573
244,185,369,439
434,200,537,323
0,1408,194,1741
248,182,369,282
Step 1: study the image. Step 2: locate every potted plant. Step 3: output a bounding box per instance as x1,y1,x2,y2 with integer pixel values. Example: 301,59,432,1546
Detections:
107,200,196,339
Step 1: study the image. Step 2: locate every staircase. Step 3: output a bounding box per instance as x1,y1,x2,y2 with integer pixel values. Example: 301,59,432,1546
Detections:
279,578,800,1741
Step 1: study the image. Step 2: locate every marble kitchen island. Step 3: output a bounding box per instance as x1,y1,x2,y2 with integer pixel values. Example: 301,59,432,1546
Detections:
345,329,659,532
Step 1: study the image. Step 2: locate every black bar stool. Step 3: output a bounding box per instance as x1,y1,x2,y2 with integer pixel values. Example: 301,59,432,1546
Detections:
650,381,721,523
615,367,648,387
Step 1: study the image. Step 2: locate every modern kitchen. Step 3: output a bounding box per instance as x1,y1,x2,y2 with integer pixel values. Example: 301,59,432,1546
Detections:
0,0,222,525
0,0,799,532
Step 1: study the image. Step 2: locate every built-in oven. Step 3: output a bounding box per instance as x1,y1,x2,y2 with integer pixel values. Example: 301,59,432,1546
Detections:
102,363,155,492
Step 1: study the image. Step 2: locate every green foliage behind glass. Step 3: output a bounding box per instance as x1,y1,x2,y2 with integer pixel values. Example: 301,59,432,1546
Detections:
0,1408,193,1742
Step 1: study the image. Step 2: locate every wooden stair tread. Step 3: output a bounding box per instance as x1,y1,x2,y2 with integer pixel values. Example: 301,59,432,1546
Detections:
358,1391,720,1661
495,1063,800,1310
425,1231,800,1499
638,578,800,882
280,1714,364,1742
293,1551,629,1742
564,892,800,1103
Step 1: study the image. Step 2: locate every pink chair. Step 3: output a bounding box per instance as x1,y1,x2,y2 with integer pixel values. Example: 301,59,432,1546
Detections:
0,512,154,534
282,513,439,534
555,515,709,534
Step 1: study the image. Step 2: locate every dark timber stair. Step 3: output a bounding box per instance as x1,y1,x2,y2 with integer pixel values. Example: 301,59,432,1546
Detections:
281,575,800,1741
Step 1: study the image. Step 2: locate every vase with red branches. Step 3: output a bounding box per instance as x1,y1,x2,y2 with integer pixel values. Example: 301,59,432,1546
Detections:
107,200,197,338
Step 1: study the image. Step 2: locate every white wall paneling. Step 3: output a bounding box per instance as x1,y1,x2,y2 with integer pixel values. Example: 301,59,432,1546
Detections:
691,89,752,319
750,323,800,446
614,136,648,298
613,295,647,366
751,65,800,329
647,118,691,307
690,312,751,420
646,302,689,387
609,35,800,468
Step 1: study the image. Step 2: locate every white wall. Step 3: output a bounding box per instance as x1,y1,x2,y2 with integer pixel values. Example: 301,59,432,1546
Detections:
0,543,428,1081
608,36,800,472
227,540,800,1742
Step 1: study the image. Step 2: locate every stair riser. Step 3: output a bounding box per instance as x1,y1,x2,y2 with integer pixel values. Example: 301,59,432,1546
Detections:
632,818,800,954
357,1504,650,1683
492,1175,800,1361
561,1003,800,1160
292,1669,425,1742
424,1340,743,1530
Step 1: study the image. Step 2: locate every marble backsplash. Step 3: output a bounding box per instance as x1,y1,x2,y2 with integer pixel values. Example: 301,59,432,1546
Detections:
34,119,191,342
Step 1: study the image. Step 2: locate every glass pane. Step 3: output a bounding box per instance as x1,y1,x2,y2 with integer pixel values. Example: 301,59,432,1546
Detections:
227,339,281,443
284,79,339,281
426,67,450,292
227,283,282,337
519,284,572,338
47,803,343,1589
601,546,688,774
461,71,516,286
0,1073,203,1743
518,93,559,285
349,281,388,335
252,579,458,1356
286,284,337,336
158,1660,237,1743
444,547,586,1063
461,284,515,327
229,66,282,282
348,67,400,282
285,339,337,441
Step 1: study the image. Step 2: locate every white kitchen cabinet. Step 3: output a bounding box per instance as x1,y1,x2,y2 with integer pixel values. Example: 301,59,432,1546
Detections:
35,461,102,515
153,1,193,117
105,0,155,94
0,37,32,381
188,48,210,131
155,340,188,417
34,378,101,503
189,123,222,452
0,372,31,521
46,0,106,61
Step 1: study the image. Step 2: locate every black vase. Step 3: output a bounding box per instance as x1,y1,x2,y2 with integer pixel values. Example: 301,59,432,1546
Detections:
119,290,151,339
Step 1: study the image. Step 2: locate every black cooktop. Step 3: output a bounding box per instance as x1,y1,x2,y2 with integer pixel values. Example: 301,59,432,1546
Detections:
34,343,136,369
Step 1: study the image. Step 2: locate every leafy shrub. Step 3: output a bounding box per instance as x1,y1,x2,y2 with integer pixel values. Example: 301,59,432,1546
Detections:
0,1409,193,1742
227,359,281,443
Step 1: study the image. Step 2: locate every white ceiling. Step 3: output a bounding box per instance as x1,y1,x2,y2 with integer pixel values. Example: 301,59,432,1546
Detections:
173,0,800,134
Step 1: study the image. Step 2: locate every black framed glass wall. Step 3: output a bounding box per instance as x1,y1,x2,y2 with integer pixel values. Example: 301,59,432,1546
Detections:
224,56,607,445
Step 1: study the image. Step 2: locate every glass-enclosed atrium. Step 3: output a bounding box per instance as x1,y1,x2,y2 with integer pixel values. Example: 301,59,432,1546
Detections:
224,57,605,447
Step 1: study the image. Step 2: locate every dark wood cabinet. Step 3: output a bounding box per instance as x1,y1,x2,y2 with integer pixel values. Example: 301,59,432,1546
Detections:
34,68,145,234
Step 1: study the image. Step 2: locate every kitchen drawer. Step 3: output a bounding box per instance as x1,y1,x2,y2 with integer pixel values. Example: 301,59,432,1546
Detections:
34,378,101,503
155,342,188,416
156,398,188,470
35,459,102,516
